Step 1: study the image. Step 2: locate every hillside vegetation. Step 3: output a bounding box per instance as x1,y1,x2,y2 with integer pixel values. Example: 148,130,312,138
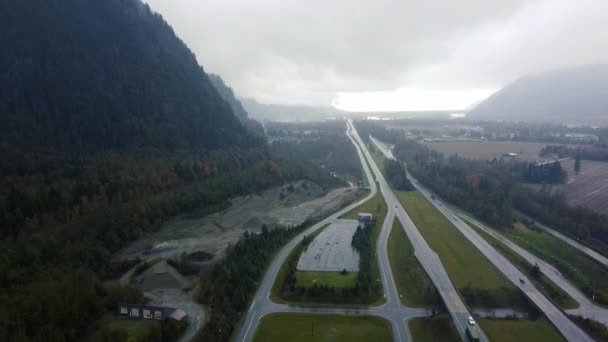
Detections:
0,1,344,341
0,0,260,151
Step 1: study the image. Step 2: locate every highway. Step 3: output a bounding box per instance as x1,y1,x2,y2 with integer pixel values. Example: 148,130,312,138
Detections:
359,126,486,342
458,213,608,327
370,135,595,341
234,122,431,342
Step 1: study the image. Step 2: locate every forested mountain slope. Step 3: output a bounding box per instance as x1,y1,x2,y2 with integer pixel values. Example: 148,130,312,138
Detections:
0,0,257,151
208,74,267,139
468,64,608,125
0,1,343,340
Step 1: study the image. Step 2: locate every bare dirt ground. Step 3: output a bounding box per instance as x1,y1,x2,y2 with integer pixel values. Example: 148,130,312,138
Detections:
427,141,551,162
531,159,608,215
145,287,205,342
113,180,361,263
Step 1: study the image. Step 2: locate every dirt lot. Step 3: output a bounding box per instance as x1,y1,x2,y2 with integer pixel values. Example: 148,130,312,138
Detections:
113,180,361,262
427,141,550,162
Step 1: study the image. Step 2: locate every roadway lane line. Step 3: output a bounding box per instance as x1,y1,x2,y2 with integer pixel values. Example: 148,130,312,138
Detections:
242,311,257,342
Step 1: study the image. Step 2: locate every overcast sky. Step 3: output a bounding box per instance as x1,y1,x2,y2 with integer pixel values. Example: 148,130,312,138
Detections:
144,0,608,111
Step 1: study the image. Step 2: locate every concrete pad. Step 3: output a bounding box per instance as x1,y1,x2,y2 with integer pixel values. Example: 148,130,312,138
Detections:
297,219,360,272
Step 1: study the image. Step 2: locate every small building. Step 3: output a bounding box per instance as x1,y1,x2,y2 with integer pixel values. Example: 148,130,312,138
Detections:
119,304,187,322
502,152,518,158
358,213,373,223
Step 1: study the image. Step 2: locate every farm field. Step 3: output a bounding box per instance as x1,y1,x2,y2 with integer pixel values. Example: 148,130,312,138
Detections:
477,317,565,342
408,315,459,342
395,191,531,309
533,159,608,215
503,223,608,306
387,219,439,307
252,313,393,342
295,271,357,288
427,141,608,215
427,141,549,161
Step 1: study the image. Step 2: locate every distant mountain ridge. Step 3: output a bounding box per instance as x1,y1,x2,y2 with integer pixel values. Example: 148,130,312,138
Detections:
208,74,266,139
468,64,608,125
0,0,257,151
208,74,249,123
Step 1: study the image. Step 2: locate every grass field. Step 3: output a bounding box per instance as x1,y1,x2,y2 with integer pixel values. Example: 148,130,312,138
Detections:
252,313,393,342
408,315,459,342
340,190,387,282
100,319,161,341
478,317,565,342
504,222,608,306
368,143,386,173
270,225,327,303
296,271,357,288
467,221,578,309
388,219,440,307
396,191,530,309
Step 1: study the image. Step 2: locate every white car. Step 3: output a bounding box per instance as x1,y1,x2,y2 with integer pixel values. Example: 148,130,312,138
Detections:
468,316,476,326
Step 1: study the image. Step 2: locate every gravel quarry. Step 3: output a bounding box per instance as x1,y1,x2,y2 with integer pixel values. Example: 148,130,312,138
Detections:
114,181,361,263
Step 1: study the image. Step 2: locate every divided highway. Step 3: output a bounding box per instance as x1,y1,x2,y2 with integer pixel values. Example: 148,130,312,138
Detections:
370,135,595,341
458,213,608,326
356,124,486,342
234,123,431,342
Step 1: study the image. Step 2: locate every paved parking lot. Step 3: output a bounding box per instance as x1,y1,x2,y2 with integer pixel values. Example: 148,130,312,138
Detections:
297,219,360,272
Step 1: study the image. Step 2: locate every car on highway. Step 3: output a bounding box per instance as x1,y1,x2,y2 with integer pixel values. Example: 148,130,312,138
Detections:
468,316,476,326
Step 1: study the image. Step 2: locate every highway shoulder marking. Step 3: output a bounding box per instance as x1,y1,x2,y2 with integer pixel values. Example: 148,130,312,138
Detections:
242,311,257,342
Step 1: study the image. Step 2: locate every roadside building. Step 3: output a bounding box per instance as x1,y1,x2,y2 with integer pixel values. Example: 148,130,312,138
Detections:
118,303,187,322
358,213,373,223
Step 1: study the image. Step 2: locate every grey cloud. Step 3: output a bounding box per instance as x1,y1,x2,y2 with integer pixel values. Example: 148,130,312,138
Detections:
144,0,606,107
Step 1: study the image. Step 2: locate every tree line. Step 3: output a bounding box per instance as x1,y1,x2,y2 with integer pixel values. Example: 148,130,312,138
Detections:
193,224,312,341
0,144,343,341
541,145,608,162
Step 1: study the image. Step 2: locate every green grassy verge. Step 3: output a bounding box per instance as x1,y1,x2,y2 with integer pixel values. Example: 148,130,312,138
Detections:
341,190,387,303
502,222,608,306
467,221,578,309
252,313,393,342
569,315,608,341
477,317,565,342
367,143,386,173
396,191,531,309
96,316,187,341
408,315,459,342
296,271,357,288
388,219,441,307
270,225,327,304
